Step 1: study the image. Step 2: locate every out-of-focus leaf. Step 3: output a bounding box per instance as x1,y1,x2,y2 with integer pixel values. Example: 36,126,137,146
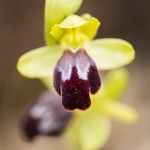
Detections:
103,68,130,100
78,115,110,150
98,100,138,124
17,45,62,78
86,38,135,70
45,0,83,45
66,112,110,150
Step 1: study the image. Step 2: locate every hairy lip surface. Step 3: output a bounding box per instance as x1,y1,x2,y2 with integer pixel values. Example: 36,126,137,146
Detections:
53,49,101,110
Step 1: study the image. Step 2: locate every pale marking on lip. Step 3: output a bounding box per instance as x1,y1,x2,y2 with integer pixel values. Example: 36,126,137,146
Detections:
76,62,90,80
38,112,54,133
30,105,49,119
59,63,73,81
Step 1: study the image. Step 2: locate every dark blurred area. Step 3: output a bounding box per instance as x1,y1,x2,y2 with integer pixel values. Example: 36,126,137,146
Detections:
0,0,150,150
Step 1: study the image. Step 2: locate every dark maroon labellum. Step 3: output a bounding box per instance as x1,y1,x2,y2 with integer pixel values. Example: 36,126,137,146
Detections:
21,91,72,140
53,48,101,111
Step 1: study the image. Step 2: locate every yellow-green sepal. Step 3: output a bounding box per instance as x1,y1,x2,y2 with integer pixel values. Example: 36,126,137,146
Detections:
86,38,135,70
17,45,62,78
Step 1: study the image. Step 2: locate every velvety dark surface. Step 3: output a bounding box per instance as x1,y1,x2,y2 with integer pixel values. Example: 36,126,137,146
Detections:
53,49,101,110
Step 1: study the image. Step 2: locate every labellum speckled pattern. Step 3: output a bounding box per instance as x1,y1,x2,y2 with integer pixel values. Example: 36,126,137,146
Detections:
21,91,72,140
53,48,101,110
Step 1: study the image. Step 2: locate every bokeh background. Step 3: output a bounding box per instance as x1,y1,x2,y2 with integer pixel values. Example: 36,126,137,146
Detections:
0,0,150,150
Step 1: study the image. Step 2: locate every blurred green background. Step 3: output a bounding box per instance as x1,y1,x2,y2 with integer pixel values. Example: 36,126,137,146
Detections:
0,0,150,150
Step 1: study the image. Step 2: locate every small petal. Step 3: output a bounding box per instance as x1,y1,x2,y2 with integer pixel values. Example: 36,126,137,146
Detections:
58,15,87,28
53,49,101,110
86,38,135,70
51,15,87,42
17,45,62,78
79,16,100,40
51,15,100,49
21,91,72,140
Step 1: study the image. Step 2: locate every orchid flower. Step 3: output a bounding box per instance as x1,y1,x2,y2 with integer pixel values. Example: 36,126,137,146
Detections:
17,0,135,111
17,0,137,149
21,91,72,140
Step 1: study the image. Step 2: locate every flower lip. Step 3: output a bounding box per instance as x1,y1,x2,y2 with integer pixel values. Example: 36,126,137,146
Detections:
62,66,91,110
21,91,72,140
53,48,101,110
